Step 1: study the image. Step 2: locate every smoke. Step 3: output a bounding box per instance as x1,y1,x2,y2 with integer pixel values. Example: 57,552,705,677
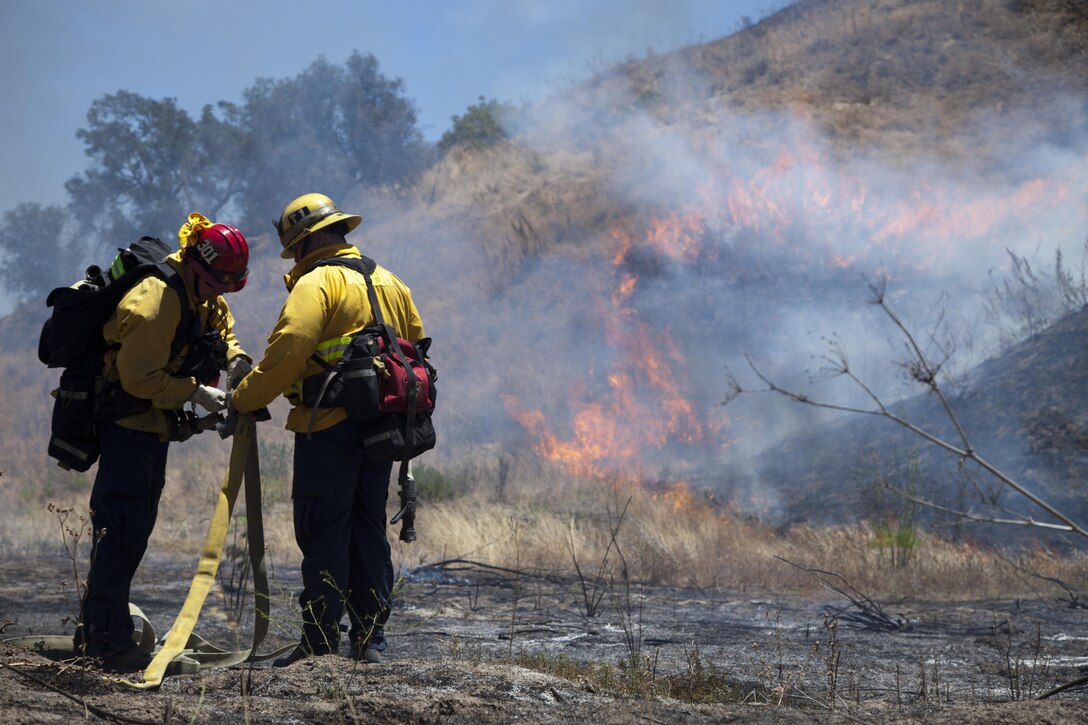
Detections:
370,37,1088,522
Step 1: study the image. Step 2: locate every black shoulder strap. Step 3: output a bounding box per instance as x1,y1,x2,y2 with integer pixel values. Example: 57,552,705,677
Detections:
303,256,422,481
305,255,396,334
307,254,389,327
309,255,378,277
149,261,196,362
343,262,421,486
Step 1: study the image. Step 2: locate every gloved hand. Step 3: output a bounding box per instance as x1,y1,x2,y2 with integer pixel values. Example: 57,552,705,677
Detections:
216,400,239,439
174,411,223,442
189,384,228,412
226,356,253,391
195,412,222,432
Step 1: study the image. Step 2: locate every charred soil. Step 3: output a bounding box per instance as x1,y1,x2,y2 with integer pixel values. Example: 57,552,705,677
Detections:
2,552,1088,723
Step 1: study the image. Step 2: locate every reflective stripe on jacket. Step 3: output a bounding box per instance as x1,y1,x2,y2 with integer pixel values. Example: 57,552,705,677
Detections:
231,244,425,433
282,335,353,400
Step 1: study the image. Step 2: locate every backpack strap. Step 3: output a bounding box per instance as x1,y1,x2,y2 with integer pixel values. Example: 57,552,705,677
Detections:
307,257,419,418
96,262,202,426
154,261,197,363
301,257,377,433
303,255,423,540
309,254,377,279
303,257,423,484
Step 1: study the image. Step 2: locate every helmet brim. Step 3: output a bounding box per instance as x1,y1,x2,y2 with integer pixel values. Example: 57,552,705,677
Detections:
280,212,362,259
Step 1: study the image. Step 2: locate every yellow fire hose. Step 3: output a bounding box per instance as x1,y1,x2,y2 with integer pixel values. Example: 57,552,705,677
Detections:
133,412,292,687
4,412,292,687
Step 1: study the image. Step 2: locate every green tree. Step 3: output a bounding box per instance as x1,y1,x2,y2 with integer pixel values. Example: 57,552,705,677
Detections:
55,52,429,257
341,51,431,186
65,91,242,249
0,203,73,302
238,57,352,229
190,101,253,220
238,51,430,227
438,96,515,152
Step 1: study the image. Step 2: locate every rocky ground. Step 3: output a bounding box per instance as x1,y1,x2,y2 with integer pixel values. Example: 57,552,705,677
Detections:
2,552,1088,723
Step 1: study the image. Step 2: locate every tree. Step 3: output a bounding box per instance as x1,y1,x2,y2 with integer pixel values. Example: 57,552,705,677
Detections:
237,58,352,229
438,96,516,152
0,203,74,302
237,52,430,228
64,91,242,251
341,51,431,187
189,101,253,222
51,52,429,259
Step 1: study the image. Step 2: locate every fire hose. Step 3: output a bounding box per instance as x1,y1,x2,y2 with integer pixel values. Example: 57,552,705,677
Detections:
131,409,292,688
136,410,421,682
3,410,293,687
5,408,421,686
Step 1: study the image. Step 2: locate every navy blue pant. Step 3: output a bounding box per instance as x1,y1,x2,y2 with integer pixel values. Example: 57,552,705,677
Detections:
78,424,168,657
293,418,394,654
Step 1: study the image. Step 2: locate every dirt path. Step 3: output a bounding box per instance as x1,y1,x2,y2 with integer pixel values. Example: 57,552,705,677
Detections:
2,552,1088,723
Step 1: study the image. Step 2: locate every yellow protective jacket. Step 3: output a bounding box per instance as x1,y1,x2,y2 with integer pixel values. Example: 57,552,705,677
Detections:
102,251,247,440
231,243,425,433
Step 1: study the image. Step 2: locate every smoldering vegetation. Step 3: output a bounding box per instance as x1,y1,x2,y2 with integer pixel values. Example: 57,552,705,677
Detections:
6,2,1088,720
2,0,1088,595
362,56,1088,534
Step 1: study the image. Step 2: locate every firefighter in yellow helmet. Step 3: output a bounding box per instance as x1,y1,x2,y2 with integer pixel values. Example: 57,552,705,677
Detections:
231,193,425,665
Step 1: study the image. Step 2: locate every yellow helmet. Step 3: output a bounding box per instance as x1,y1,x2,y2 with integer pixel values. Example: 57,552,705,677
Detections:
274,193,362,259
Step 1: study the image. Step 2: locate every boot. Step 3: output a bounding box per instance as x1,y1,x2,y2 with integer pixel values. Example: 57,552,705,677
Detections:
273,645,333,667
101,648,154,674
348,641,382,664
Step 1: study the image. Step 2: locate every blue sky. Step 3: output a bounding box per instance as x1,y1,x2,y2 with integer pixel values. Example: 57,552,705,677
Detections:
0,0,771,212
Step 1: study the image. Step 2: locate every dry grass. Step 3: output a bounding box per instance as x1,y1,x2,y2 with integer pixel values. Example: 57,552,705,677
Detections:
4,0,1088,610
581,0,1088,167
3,336,1085,604
383,479,1088,602
9,455,1087,606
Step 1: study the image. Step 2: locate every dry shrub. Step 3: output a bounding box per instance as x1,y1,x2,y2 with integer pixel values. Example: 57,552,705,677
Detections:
7,442,1088,605
393,479,1088,601
3,341,1084,602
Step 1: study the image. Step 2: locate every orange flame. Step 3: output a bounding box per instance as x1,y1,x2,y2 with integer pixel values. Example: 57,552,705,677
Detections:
503,128,1087,490
502,217,729,480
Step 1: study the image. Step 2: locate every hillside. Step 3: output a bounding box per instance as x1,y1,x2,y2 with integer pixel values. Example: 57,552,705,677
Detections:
3,0,1088,534
422,0,1088,267
742,304,1088,532
599,0,1088,165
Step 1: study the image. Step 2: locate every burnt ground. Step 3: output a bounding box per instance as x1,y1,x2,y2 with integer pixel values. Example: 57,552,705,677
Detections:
2,552,1088,723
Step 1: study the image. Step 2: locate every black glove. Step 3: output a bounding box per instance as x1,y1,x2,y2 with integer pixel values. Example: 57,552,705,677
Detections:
216,402,272,439
172,411,220,442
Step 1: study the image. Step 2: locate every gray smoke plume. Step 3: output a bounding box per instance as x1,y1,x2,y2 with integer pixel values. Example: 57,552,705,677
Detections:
366,50,1088,522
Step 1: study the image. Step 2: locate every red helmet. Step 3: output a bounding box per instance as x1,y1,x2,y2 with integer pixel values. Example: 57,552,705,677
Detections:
185,223,249,293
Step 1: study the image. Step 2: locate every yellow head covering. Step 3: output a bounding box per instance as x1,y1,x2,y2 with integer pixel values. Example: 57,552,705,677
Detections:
178,212,214,250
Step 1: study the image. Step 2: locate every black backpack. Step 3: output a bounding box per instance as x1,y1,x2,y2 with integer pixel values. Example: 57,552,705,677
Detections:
39,237,197,471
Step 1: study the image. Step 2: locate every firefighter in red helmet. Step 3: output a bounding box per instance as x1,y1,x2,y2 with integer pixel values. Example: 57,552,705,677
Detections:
75,213,252,671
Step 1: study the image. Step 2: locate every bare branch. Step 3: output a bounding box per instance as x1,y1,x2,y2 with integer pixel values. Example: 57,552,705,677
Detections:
991,549,1088,610
875,294,973,453
774,556,910,632
727,281,1088,541
882,483,1075,533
